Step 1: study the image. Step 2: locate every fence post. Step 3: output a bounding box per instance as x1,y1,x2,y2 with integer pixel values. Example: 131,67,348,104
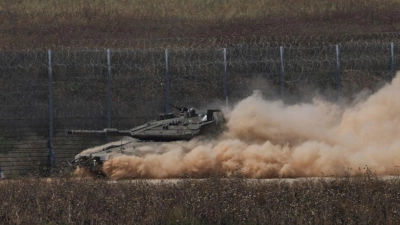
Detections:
223,48,228,107
47,50,59,169
391,42,395,81
106,49,112,131
0,165,4,179
280,46,285,99
165,49,170,113
335,45,341,100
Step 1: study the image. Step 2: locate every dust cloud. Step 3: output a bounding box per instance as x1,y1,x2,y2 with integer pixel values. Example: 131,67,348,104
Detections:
103,73,400,180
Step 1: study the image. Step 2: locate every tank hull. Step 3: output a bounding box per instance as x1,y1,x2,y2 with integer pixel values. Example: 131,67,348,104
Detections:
68,108,225,176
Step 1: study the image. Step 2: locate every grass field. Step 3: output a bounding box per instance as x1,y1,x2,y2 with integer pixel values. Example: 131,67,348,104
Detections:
1,0,400,49
1,174,400,224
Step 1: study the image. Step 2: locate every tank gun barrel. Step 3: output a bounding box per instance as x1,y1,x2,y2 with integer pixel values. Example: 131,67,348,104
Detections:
65,128,131,136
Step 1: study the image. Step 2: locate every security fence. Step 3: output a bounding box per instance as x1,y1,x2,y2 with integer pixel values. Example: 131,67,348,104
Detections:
0,41,399,177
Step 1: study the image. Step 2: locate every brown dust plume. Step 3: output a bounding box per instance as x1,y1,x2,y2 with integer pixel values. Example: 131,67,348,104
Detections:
103,73,400,180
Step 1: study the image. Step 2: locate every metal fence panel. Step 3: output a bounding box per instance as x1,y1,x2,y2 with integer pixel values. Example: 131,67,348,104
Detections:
0,51,48,176
168,48,225,109
110,49,166,128
52,50,109,168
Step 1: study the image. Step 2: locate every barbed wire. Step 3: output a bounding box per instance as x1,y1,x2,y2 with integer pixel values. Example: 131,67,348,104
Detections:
64,32,400,49
2,32,400,51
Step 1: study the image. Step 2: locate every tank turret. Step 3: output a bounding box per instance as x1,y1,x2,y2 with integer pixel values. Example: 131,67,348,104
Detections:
66,108,224,142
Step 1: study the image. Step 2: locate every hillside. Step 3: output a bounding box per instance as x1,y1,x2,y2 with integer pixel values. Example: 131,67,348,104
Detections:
1,0,400,49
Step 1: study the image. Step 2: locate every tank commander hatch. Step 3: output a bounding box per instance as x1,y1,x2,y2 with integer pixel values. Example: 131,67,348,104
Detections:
189,108,197,117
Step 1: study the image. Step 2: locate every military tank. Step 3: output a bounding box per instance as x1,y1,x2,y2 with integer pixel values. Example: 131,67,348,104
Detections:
66,105,225,174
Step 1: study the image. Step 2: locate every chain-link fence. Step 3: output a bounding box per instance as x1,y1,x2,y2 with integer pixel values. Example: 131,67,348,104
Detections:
0,41,399,177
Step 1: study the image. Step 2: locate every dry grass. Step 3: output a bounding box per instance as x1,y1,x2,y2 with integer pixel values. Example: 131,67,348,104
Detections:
1,0,400,49
1,174,400,224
